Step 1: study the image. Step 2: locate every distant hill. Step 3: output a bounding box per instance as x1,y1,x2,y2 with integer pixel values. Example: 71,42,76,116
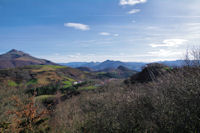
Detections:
95,65,137,79
125,63,172,84
94,60,128,70
62,60,185,71
0,49,57,69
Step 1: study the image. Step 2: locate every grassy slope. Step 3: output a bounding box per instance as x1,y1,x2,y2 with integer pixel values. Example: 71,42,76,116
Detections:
0,65,90,87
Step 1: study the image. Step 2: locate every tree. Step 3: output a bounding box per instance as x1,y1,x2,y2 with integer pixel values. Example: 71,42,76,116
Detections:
6,96,49,133
184,46,200,67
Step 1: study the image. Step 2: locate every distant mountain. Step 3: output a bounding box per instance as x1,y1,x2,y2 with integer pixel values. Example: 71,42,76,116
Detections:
94,60,127,70
61,60,185,71
61,62,100,68
62,60,146,71
0,49,57,69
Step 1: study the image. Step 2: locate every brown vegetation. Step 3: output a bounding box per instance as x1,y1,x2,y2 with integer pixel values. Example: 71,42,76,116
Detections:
51,67,200,133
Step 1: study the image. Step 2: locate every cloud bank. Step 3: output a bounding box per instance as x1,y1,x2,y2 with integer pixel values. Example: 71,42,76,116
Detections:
150,39,188,48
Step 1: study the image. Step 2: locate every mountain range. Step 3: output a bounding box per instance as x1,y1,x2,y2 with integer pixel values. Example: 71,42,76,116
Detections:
0,49,185,71
61,60,184,71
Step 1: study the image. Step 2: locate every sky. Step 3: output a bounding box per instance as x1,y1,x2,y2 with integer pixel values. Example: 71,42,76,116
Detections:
0,0,200,63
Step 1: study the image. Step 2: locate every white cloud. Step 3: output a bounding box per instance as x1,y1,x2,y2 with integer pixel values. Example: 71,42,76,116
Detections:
64,23,90,31
114,34,119,37
99,32,111,36
119,0,147,6
150,39,188,48
148,49,182,57
186,23,200,26
99,32,119,37
128,9,140,14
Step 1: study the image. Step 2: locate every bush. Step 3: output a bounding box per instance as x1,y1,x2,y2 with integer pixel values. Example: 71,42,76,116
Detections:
1,95,50,133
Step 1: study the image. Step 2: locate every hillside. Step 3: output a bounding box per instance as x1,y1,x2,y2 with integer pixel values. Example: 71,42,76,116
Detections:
0,65,95,87
125,63,172,84
0,49,57,69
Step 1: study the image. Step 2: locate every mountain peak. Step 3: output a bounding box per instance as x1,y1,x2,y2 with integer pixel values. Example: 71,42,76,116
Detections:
8,49,19,53
104,60,112,62
7,49,26,55
4,49,29,59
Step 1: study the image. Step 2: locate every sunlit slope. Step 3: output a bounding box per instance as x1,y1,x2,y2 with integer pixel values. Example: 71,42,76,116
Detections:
0,65,91,87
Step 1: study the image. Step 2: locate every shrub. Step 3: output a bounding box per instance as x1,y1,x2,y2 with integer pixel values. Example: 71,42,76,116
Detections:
5,96,49,133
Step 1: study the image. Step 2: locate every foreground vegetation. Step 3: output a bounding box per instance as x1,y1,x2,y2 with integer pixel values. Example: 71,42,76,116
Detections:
1,58,200,132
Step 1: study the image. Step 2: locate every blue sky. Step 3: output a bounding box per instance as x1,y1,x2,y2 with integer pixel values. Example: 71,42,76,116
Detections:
0,0,200,62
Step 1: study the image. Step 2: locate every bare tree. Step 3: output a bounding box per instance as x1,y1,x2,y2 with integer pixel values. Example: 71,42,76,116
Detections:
184,46,200,67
